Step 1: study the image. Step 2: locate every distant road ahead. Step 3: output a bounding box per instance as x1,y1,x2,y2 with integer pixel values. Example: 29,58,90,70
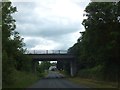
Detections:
28,71,88,88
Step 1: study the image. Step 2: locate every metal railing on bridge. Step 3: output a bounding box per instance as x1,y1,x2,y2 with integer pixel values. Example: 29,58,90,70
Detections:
26,50,68,54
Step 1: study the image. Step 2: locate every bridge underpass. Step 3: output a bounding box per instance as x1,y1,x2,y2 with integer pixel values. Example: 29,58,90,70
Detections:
26,50,77,76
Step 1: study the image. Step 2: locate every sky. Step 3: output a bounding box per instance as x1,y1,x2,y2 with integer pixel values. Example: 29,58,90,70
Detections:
12,0,90,52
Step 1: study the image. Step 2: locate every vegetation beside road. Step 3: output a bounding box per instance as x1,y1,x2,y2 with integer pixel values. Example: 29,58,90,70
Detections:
68,77,118,88
2,2,47,88
60,70,118,88
6,70,39,88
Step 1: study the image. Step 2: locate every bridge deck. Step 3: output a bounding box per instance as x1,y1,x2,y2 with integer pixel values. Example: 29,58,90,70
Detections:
26,50,68,54
26,54,75,61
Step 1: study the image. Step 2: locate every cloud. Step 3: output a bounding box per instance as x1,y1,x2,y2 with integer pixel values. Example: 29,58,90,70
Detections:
23,37,61,50
12,0,89,50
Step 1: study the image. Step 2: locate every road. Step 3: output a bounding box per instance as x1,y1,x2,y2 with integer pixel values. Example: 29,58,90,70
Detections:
28,71,88,88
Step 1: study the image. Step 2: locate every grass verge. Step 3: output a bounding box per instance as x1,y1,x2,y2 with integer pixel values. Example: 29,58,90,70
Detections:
8,70,40,88
67,77,118,88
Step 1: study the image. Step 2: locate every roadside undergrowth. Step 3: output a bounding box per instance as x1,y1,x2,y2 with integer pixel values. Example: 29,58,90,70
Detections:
68,77,118,88
6,70,40,88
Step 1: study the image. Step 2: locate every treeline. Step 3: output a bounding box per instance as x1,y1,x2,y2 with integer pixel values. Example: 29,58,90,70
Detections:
2,2,38,88
67,2,120,81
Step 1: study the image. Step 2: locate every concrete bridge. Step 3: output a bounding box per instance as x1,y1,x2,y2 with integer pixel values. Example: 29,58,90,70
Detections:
26,50,77,76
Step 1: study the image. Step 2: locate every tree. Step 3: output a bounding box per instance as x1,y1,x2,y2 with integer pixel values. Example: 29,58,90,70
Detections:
2,2,30,87
82,2,120,80
2,2,17,86
68,2,120,81
39,61,51,71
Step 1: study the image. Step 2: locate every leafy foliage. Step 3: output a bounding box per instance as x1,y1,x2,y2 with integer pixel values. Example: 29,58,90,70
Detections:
38,61,51,72
2,2,33,87
68,2,120,81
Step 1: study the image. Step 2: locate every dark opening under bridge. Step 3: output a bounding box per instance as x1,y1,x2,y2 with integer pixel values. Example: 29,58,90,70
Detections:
26,50,77,76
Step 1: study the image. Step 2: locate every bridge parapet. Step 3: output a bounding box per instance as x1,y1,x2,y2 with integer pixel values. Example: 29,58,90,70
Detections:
26,50,68,54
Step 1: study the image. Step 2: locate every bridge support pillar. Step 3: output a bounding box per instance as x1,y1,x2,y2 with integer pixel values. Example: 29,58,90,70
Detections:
70,60,76,77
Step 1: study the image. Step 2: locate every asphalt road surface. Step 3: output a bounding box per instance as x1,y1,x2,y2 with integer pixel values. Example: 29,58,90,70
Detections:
28,71,88,88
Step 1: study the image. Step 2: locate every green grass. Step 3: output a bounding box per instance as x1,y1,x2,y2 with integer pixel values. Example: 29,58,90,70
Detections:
67,77,118,88
44,70,49,77
9,70,40,88
59,70,70,77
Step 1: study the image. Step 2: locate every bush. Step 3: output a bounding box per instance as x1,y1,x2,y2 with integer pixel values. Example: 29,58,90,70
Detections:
6,70,39,88
77,65,104,80
2,51,15,87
